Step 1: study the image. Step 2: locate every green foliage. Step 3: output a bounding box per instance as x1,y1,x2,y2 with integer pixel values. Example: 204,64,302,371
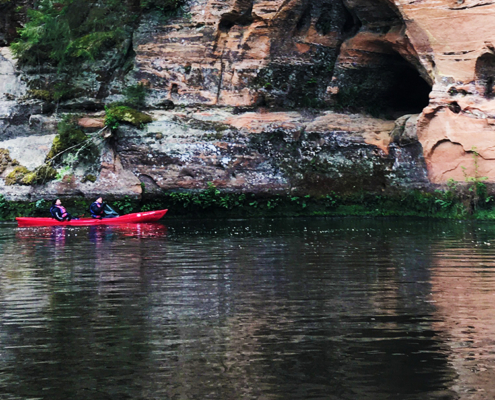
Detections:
11,0,71,66
460,147,491,213
5,183,495,221
47,114,89,161
104,106,120,130
68,30,123,61
0,195,93,220
105,105,152,128
140,184,495,219
114,195,136,215
54,166,72,181
140,0,186,13
11,0,124,67
11,0,186,69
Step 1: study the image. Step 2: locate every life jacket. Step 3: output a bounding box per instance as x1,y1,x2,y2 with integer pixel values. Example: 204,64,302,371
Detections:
50,205,67,220
90,202,104,218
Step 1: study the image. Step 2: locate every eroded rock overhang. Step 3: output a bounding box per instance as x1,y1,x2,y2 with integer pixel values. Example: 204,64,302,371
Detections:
392,0,495,183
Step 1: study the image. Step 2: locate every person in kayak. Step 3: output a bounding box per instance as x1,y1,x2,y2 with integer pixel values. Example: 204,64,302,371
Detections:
90,197,119,219
50,199,76,221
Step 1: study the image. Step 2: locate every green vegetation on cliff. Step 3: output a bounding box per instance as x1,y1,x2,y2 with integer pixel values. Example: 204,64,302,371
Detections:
105,105,152,129
2,182,495,221
5,164,57,186
46,115,91,161
11,0,185,68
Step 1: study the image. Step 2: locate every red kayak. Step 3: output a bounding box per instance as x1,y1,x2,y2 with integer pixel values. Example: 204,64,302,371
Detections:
16,209,168,227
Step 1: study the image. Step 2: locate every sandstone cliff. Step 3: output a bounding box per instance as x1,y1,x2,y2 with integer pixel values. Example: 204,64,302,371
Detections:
0,0,492,201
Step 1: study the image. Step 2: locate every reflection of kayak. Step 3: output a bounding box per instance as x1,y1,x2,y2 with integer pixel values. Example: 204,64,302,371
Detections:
15,223,168,240
16,209,168,227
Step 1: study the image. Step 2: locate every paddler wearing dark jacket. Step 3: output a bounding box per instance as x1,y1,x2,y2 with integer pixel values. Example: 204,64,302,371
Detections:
90,197,106,219
90,196,120,219
49,199,75,221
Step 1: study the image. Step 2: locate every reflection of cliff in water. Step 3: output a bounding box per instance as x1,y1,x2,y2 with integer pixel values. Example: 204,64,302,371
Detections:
3,218,489,399
429,229,495,399
143,218,457,399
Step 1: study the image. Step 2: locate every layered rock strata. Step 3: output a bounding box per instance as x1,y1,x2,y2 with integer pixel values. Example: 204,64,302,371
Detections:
1,0,495,196
396,0,495,183
132,0,495,184
0,108,427,201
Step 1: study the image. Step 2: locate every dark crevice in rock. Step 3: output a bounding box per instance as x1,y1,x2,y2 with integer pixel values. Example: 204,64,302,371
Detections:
331,0,432,117
295,4,312,33
430,139,464,155
334,51,431,117
340,2,362,38
449,2,493,10
449,102,462,113
386,56,431,114
218,1,255,33
139,174,160,189
476,52,495,98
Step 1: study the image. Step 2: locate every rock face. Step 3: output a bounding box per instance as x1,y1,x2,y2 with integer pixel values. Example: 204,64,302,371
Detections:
2,0,495,198
0,106,428,201
133,0,350,108
116,109,427,195
396,0,495,183
133,0,495,184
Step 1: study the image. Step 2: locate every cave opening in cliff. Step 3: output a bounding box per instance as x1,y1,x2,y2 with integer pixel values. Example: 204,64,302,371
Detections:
336,52,431,118
383,55,431,115
475,52,495,98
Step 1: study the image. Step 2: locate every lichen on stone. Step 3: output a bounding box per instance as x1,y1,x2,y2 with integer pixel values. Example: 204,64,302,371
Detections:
0,148,13,174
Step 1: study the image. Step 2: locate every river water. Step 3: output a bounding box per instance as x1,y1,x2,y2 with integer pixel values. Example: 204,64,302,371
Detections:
1,217,495,399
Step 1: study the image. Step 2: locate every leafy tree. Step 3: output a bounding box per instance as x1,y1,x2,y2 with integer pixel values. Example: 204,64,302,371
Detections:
11,0,185,68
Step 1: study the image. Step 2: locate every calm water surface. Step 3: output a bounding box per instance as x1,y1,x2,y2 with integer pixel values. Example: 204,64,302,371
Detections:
1,217,495,399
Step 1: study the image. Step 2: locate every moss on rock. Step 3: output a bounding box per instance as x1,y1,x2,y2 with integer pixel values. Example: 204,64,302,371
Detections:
6,166,30,185
20,172,37,185
34,164,57,182
5,164,57,186
81,174,97,183
46,115,89,161
105,105,152,127
27,89,53,102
